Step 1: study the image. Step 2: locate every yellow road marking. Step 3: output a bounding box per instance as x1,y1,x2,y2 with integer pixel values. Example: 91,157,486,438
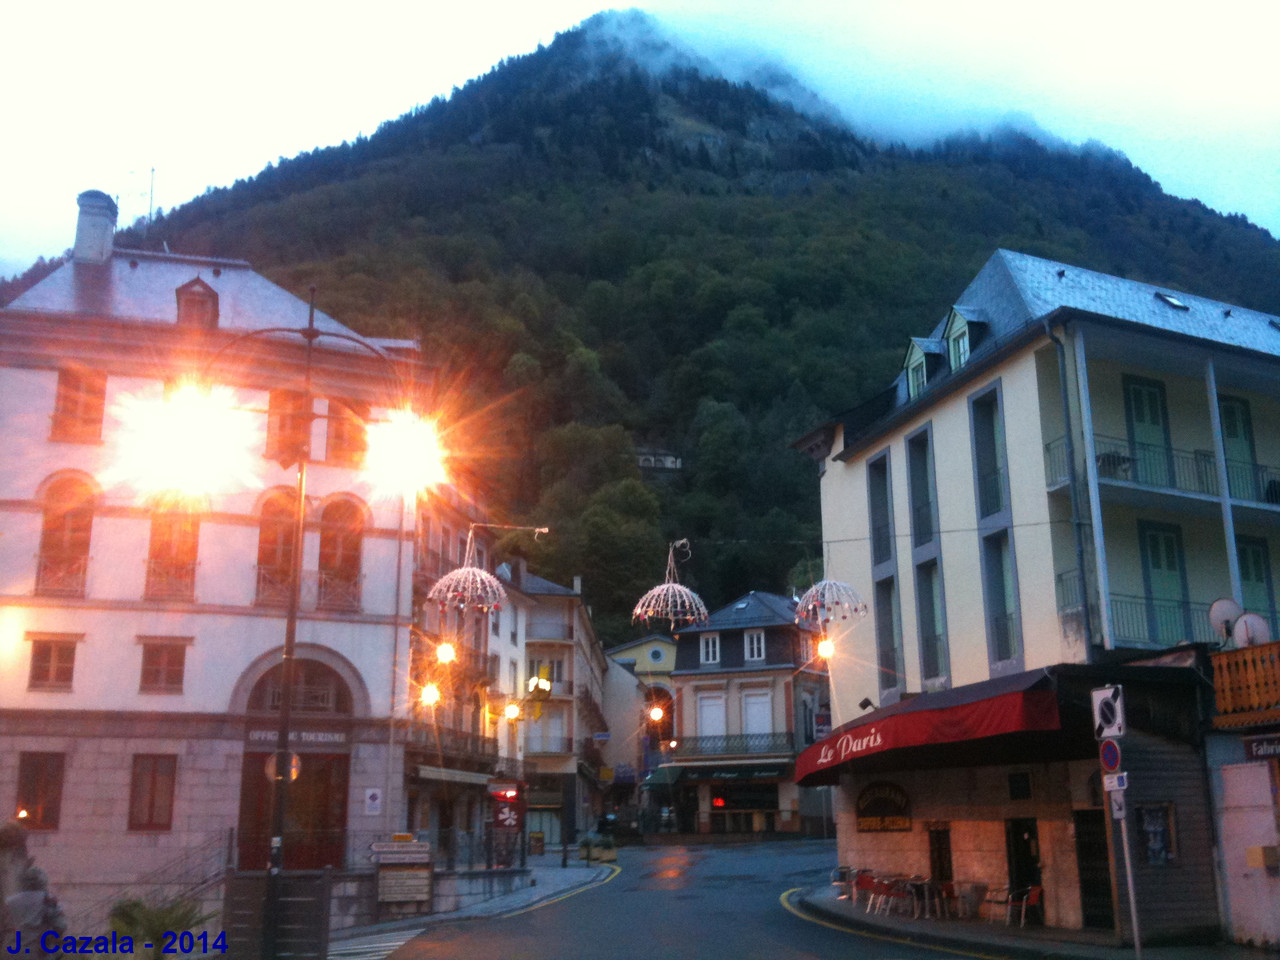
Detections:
779,888,1014,960
501,864,621,918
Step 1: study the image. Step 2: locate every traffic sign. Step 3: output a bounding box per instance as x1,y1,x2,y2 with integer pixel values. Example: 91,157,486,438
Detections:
1099,738,1122,772
1092,685,1126,740
1103,772,1128,792
1109,790,1126,820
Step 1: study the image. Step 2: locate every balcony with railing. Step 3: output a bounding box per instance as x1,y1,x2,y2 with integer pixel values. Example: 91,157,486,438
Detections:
871,521,893,565
672,732,795,759
254,566,363,612
35,554,88,598
525,735,575,755
911,501,935,547
977,468,1007,517
407,724,499,768
145,558,196,602
989,611,1022,662
1055,570,1216,649
1212,640,1280,728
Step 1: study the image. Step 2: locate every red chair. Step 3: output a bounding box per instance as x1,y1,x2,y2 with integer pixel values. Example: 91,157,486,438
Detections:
854,869,877,908
1012,885,1044,927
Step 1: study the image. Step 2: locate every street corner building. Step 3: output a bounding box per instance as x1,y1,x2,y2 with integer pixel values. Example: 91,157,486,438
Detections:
794,249,1280,947
0,190,562,933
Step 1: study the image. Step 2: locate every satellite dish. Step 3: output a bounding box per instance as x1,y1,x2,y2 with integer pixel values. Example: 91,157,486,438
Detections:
1209,598,1243,641
1232,612,1272,647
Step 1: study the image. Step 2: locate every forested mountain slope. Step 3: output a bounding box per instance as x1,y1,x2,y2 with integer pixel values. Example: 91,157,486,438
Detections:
11,12,1278,644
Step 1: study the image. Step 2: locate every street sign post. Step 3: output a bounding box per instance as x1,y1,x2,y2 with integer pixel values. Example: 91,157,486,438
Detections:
1092,685,1126,740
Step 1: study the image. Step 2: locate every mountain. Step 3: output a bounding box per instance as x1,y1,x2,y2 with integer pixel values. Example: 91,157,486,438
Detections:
15,11,1280,645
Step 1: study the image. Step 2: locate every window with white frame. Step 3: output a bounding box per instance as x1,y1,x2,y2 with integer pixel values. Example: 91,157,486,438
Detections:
700,633,720,665
908,359,927,399
744,629,765,661
948,326,970,370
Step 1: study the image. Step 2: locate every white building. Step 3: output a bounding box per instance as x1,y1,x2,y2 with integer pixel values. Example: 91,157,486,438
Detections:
0,191,497,925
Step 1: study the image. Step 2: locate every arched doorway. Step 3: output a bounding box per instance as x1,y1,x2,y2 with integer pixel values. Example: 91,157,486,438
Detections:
237,660,354,869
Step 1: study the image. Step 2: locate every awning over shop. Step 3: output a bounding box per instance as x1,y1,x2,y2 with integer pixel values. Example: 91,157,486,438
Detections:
795,669,1062,786
641,765,684,787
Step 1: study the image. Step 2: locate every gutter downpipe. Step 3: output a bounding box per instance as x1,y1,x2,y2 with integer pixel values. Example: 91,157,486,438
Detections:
1043,315,1096,656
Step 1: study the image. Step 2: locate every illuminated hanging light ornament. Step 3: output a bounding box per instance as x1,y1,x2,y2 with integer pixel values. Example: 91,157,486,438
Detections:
632,539,708,629
428,527,507,614
796,579,868,629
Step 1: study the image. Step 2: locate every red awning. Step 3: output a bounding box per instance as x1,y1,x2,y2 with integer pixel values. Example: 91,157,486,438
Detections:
796,670,1062,786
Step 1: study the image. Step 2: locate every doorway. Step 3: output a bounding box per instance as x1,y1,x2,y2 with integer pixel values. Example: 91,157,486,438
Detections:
1004,817,1042,891
237,752,349,870
1073,809,1115,928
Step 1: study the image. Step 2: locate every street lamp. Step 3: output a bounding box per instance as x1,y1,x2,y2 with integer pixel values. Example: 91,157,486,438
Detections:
108,297,446,960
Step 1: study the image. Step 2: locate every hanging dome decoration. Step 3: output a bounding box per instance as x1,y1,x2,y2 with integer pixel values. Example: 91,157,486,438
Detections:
428,527,507,614
632,539,708,629
796,579,868,629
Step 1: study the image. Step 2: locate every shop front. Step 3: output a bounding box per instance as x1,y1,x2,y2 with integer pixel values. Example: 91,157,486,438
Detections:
796,663,1221,943
677,763,795,835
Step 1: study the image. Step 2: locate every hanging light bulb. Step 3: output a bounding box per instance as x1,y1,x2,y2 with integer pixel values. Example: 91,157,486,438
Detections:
428,527,507,614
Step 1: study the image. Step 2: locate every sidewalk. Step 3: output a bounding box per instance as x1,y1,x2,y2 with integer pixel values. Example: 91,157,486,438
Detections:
329,854,613,955
795,883,1278,960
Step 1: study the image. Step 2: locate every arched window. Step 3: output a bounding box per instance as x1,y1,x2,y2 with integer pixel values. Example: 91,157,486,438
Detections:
247,660,353,715
146,510,198,601
255,492,296,606
37,477,95,597
318,500,363,611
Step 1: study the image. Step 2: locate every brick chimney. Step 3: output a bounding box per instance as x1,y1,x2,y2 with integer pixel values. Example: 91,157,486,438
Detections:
73,190,118,264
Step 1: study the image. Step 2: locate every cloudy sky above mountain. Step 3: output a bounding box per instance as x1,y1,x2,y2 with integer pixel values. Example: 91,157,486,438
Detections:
4,0,1277,280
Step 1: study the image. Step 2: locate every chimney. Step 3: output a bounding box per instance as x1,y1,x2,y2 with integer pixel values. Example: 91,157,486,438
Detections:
573,575,583,595
73,190,118,264
514,557,527,590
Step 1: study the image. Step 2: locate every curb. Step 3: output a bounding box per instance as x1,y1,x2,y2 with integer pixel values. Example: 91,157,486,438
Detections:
791,888,1123,960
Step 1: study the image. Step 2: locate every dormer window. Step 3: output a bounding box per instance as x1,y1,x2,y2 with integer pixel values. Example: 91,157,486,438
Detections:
943,308,972,371
175,277,219,330
908,359,927,399
948,327,969,370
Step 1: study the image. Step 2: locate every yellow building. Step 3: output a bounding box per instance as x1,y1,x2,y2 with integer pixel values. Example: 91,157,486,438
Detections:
794,250,1279,943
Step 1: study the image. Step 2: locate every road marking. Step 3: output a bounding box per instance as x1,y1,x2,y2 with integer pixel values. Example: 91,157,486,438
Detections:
500,864,622,918
779,888,1013,960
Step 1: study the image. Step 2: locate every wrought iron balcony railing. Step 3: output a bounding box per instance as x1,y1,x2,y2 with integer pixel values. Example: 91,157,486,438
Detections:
989,610,1022,662
145,558,196,601
35,555,87,598
672,732,795,758
871,521,893,565
911,501,935,547
408,725,498,764
977,468,1007,517
253,566,363,612
1212,641,1280,726
525,736,575,755
1108,593,1215,648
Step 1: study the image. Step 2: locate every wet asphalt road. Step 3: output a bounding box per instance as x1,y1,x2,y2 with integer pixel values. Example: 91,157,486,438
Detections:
389,840,967,960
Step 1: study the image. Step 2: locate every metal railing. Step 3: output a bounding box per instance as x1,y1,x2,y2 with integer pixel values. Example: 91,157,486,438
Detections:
253,566,362,612
911,501,935,547
672,733,795,758
408,725,498,764
1213,640,1280,720
977,468,1007,517
871,521,893,565
1093,434,1217,495
525,736,575,755
1043,436,1071,487
1108,594,1215,648
35,554,87,597
989,610,1022,662
145,558,196,601
920,625,949,682
266,683,339,712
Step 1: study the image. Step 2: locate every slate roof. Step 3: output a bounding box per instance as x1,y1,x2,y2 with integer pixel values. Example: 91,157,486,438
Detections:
7,247,369,346
820,249,1280,458
495,563,578,597
675,590,811,634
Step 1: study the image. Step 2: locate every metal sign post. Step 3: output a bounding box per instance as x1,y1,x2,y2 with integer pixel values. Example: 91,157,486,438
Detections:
1095,685,1141,959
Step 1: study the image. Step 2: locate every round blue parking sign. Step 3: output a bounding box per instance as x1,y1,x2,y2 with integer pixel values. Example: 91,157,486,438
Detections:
1100,738,1122,773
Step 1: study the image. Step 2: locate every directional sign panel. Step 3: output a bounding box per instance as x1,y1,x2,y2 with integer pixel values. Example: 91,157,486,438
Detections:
1109,790,1126,821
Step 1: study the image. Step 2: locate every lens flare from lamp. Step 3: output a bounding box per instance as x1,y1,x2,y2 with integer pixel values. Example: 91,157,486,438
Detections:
103,380,263,504
420,682,441,707
365,408,448,500
649,706,665,722
504,702,521,721
436,642,456,664
817,637,835,659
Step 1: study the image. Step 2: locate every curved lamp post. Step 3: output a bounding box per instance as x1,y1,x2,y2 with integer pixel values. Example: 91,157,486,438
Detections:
108,296,445,960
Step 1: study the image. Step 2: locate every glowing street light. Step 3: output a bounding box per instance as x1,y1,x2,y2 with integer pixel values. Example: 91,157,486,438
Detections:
420,682,442,707
106,300,448,960
649,705,665,723
503,702,521,721
435,642,457,665
817,637,835,660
